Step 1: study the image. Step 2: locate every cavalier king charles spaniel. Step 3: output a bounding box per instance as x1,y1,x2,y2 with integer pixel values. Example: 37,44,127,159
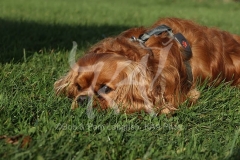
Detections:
54,18,240,115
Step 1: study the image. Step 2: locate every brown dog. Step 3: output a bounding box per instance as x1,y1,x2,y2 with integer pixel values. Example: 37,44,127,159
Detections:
54,17,240,115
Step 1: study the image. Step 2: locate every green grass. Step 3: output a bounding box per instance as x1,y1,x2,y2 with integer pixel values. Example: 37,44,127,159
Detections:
0,0,240,159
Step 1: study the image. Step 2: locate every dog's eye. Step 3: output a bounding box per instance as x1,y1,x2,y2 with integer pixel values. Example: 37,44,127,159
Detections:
75,84,82,91
98,85,113,94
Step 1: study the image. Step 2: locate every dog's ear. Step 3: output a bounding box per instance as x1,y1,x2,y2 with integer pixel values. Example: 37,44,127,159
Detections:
112,60,156,114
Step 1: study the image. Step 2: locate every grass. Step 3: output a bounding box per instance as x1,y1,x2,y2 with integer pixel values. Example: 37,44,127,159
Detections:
0,0,240,159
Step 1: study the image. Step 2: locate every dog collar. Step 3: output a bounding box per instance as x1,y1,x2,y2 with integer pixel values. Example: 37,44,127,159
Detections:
132,25,192,59
131,25,193,83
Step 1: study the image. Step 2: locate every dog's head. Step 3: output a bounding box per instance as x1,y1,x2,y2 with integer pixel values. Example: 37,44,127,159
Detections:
54,51,159,114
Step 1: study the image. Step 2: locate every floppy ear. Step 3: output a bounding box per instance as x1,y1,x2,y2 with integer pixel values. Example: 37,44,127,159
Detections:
112,56,156,114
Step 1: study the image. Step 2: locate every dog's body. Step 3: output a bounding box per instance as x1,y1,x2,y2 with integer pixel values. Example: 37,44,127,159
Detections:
54,18,240,114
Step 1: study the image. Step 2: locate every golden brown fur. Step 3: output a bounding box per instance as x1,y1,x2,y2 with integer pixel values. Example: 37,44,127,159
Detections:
54,17,240,115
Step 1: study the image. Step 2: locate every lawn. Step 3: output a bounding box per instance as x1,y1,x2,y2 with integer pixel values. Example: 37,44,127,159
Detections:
0,0,240,159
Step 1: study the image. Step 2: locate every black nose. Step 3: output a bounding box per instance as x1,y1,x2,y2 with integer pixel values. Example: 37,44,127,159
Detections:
76,95,89,106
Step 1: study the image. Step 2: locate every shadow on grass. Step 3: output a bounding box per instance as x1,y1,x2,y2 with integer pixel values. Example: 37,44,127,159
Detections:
0,18,130,63
230,147,240,160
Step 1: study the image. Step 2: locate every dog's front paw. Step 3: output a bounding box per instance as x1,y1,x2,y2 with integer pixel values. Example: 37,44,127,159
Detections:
187,88,200,104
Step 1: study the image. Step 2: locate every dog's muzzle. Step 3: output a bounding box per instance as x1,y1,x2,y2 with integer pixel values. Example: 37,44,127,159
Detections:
77,95,90,106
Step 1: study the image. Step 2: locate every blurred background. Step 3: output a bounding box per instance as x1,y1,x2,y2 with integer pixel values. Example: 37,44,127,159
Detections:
0,0,240,63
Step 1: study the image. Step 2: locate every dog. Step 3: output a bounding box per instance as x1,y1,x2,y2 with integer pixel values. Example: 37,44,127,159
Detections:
54,17,240,115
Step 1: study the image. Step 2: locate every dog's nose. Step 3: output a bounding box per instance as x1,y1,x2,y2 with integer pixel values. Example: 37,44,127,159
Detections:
76,95,89,106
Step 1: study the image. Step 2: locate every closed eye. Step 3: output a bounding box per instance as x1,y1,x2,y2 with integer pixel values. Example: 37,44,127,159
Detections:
98,84,113,94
